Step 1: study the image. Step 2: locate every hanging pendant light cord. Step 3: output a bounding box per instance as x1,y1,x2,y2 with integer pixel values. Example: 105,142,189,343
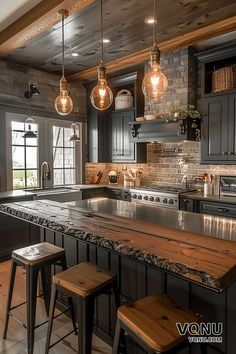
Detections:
100,0,104,63
62,13,65,78
153,0,157,46
28,80,31,117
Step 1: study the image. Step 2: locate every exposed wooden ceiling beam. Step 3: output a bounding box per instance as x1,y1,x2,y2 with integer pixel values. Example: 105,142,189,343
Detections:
69,15,236,81
0,0,95,56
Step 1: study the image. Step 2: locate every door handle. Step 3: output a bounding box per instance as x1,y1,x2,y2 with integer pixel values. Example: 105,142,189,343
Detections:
222,152,228,155
218,208,229,213
229,152,234,155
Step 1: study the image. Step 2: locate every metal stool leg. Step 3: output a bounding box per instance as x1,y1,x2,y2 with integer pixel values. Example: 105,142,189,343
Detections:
113,281,120,309
45,283,58,354
68,297,78,335
26,265,39,354
41,264,52,316
77,296,95,354
2,259,17,339
112,319,122,354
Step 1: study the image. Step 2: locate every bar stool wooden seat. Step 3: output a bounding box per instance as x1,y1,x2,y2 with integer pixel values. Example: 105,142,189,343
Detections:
45,262,119,354
3,242,76,354
113,293,207,354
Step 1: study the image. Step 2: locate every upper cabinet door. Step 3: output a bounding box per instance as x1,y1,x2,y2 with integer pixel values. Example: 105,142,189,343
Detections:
121,110,135,161
111,111,123,161
228,94,236,161
201,95,229,162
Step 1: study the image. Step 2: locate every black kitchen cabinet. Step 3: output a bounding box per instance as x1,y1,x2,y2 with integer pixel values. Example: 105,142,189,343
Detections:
179,197,199,212
87,107,111,163
81,187,106,200
111,108,146,163
200,201,236,218
106,188,131,201
201,93,236,163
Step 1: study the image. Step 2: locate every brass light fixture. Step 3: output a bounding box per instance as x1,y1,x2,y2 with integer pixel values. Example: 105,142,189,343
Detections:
90,0,113,111
142,0,168,100
55,10,73,116
23,80,38,139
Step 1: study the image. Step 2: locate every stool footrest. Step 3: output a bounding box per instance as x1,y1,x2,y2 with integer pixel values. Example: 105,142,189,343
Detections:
9,293,43,311
49,328,77,349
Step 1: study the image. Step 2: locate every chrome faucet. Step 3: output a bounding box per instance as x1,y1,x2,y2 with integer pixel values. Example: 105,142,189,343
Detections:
40,161,50,189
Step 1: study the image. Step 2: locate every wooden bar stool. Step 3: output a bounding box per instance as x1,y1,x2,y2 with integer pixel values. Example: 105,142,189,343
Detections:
2,242,77,354
45,262,119,354
112,293,207,354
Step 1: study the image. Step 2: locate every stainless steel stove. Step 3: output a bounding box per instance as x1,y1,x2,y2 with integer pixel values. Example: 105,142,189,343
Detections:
130,185,195,209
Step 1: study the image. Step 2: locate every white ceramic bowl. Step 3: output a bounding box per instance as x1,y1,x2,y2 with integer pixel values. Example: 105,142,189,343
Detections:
136,116,144,122
145,114,156,121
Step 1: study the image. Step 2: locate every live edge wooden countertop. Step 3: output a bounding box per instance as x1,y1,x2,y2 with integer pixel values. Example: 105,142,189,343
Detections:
1,199,236,293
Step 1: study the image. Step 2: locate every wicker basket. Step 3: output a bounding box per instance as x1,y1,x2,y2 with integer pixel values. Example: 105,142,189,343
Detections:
212,65,236,93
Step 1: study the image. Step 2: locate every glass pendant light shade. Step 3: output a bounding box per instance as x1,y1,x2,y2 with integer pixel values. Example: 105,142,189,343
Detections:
142,0,168,100
90,0,113,111
55,10,74,116
55,77,73,115
142,64,168,100
90,63,113,110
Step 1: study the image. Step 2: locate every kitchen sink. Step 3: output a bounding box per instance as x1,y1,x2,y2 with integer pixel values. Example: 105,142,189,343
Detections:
26,187,73,193
25,187,82,202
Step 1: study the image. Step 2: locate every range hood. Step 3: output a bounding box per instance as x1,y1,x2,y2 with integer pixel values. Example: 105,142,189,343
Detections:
129,118,199,143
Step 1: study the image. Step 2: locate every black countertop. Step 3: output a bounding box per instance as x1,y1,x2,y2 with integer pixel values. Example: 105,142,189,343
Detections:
67,198,236,241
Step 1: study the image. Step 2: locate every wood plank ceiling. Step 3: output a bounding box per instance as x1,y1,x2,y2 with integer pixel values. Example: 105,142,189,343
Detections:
1,0,236,78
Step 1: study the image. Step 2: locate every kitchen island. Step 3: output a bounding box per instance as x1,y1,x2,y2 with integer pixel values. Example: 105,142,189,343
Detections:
0,198,236,354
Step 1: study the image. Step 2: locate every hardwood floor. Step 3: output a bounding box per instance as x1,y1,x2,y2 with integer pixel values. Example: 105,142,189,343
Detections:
0,261,112,354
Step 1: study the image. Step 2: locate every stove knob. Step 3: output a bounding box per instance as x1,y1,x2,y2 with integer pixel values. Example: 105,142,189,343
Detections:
155,197,160,202
132,194,137,199
169,199,174,204
144,195,149,200
149,196,154,201
163,198,167,203
138,195,142,200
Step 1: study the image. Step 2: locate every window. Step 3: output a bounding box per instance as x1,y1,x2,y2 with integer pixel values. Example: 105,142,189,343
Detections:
11,121,39,189
6,114,82,190
52,126,76,186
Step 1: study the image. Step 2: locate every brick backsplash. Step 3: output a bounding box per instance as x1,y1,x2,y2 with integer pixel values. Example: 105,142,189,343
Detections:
85,141,236,187
85,47,236,187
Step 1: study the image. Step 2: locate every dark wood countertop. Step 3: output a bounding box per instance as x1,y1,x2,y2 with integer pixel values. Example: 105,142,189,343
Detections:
1,199,236,292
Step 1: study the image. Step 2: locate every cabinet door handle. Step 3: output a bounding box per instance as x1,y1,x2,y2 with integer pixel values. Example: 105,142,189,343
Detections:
117,153,120,156
229,152,234,155
218,208,229,213
223,152,228,155
120,153,124,156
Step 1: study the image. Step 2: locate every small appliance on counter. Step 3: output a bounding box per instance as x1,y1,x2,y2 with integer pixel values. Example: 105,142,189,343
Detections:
108,171,118,184
115,90,133,110
220,176,236,197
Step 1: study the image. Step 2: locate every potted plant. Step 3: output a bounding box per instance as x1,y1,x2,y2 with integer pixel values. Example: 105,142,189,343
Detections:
183,105,201,141
183,105,201,119
170,106,182,119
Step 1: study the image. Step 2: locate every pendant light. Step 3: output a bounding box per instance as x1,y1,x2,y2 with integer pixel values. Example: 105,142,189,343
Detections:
55,10,73,116
69,113,80,142
142,0,168,100
22,80,37,139
69,122,80,142
90,0,113,111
